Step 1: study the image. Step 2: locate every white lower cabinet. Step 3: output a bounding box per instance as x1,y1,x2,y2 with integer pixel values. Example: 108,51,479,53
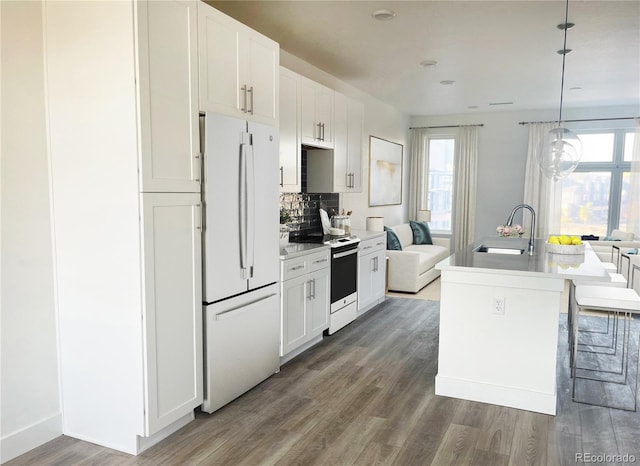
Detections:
280,249,330,359
358,235,387,313
140,193,203,436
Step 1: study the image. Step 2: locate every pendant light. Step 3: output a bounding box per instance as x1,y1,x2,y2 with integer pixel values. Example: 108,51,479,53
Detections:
538,0,582,181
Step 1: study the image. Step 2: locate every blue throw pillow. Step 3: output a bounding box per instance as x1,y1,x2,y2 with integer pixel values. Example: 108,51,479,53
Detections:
384,226,402,251
409,220,433,245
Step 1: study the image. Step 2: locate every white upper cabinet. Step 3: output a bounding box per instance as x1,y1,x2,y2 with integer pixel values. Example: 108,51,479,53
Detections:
300,76,334,148
198,2,279,127
137,0,200,193
307,92,364,193
279,67,301,192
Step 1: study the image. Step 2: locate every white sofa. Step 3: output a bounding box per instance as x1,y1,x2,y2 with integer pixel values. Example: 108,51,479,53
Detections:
386,223,451,293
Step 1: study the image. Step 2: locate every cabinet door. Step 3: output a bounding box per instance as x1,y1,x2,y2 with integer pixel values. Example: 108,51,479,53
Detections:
138,0,200,193
300,78,333,149
315,85,334,146
198,2,243,117
346,98,364,192
332,92,349,192
279,67,301,192
308,268,330,336
300,77,319,144
140,193,203,436
372,251,387,301
244,29,279,127
358,253,374,311
281,275,309,356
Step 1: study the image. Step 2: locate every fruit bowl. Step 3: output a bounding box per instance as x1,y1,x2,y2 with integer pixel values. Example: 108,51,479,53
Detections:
545,242,585,255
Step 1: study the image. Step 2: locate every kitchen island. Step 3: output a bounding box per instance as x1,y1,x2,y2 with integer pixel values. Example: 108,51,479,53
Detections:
435,237,610,415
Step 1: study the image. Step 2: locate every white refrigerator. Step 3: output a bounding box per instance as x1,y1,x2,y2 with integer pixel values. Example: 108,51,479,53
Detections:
201,112,280,414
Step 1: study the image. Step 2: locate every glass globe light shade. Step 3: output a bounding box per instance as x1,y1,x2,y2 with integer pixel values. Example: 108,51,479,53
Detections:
538,127,582,181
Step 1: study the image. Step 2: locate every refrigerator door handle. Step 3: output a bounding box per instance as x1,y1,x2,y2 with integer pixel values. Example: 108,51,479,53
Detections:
246,136,256,278
239,139,249,279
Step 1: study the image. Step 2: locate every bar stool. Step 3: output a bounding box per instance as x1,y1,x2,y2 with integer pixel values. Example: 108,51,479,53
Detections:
571,272,640,411
567,271,627,360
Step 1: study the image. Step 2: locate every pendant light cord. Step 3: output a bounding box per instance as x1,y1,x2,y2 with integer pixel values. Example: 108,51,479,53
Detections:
558,0,570,124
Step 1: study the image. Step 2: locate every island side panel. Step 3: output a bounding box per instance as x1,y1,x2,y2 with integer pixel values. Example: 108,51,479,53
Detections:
435,269,565,415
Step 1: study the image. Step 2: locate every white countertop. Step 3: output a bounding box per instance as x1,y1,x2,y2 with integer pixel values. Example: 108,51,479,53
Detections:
279,242,329,259
436,237,610,282
350,229,386,241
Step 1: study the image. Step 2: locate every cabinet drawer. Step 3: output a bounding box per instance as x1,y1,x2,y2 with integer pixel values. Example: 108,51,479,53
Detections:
308,250,330,272
281,256,308,281
359,236,386,256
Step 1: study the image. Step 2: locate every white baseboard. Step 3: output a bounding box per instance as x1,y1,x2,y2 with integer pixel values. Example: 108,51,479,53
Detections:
1,413,62,463
280,334,323,365
435,375,557,415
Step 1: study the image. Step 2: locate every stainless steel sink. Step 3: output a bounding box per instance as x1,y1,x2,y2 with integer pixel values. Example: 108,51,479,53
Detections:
475,246,525,255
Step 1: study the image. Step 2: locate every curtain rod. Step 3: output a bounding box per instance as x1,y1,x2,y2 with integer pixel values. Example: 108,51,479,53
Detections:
409,123,484,129
518,116,638,125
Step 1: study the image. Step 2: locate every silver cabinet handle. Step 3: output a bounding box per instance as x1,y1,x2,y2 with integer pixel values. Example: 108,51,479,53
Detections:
290,264,305,271
307,280,312,300
313,258,328,264
321,123,325,141
240,85,247,113
194,153,201,182
362,245,372,250
316,122,321,140
375,256,379,272
280,166,284,187
248,86,254,114
311,279,316,299
375,241,385,246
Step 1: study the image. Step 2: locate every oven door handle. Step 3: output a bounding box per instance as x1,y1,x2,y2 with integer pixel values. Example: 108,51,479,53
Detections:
332,248,358,259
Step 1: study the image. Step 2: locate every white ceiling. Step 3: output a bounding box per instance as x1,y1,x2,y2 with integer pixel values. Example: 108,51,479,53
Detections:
208,0,640,117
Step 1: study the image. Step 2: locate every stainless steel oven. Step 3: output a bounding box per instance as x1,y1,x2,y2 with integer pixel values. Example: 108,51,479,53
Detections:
330,243,358,311
328,240,360,334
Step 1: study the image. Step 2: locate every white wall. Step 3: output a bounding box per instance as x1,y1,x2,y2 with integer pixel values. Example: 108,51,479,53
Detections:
1,1,62,462
411,105,639,240
281,51,410,228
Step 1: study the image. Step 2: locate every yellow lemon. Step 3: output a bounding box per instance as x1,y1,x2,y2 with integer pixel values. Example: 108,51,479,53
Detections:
571,236,582,245
548,235,560,244
559,235,571,245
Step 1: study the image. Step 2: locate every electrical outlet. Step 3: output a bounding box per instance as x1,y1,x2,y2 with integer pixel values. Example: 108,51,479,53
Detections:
493,296,506,315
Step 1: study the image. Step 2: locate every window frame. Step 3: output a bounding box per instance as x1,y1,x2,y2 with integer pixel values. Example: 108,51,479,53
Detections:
423,134,456,235
564,128,633,235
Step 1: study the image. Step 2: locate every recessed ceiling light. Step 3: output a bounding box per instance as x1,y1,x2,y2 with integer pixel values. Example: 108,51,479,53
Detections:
372,9,396,20
489,101,514,106
569,86,583,91
420,60,438,67
468,105,479,109
440,80,455,85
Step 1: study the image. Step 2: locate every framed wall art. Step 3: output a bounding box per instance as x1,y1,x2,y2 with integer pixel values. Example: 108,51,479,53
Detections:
368,136,403,206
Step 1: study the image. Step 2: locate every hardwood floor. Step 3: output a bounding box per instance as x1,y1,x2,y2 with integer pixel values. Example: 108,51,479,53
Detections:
8,298,640,466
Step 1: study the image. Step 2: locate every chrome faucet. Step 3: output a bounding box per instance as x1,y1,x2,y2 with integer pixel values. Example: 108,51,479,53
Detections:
506,204,536,255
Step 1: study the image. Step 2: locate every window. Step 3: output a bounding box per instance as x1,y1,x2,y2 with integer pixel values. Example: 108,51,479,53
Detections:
426,137,455,232
559,129,633,236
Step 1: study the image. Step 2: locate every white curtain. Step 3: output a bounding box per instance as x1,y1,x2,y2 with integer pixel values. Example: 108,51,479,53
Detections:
453,126,478,251
628,118,640,236
408,128,429,221
523,122,560,239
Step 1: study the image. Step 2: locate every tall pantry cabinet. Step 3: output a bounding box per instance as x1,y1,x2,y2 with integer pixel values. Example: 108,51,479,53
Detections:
44,0,202,454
